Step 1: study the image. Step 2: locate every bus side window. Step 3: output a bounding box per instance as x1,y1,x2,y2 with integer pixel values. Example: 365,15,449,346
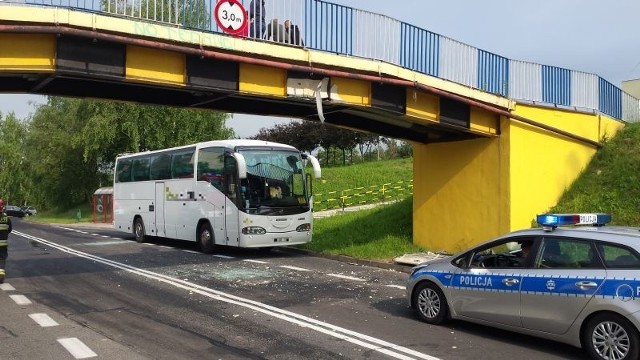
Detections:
132,157,150,181
116,159,132,183
171,148,195,179
150,154,171,180
197,147,225,191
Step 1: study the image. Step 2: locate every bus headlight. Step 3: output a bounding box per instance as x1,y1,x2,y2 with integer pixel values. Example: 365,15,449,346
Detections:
296,223,311,232
242,226,266,235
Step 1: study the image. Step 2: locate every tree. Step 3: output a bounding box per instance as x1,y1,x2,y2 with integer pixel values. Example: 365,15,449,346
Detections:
0,112,29,205
252,120,323,153
26,97,234,209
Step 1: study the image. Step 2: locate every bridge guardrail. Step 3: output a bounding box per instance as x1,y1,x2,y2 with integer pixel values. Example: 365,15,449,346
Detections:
2,0,638,122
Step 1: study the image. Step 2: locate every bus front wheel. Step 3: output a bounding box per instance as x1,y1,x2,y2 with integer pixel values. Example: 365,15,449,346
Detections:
134,218,146,243
198,222,215,254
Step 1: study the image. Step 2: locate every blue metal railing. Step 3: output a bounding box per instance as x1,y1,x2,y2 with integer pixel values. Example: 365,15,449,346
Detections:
2,0,638,122
305,0,352,55
542,65,571,106
400,23,439,77
477,49,509,96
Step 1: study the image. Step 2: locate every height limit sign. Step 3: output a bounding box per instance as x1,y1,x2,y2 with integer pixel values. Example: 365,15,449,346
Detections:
214,0,248,36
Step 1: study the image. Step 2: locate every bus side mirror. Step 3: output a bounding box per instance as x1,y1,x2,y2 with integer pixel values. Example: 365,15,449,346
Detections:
304,154,321,179
233,153,247,179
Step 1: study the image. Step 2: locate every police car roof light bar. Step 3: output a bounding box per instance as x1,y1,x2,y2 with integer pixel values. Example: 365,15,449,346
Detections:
536,213,611,231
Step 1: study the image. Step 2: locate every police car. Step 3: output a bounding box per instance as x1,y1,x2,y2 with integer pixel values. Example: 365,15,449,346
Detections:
407,213,640,360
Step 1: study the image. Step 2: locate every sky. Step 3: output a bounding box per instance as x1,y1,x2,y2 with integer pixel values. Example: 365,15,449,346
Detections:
2,0,640,137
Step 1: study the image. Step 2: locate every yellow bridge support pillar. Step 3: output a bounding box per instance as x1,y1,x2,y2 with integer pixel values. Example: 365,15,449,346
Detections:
413,104,625,254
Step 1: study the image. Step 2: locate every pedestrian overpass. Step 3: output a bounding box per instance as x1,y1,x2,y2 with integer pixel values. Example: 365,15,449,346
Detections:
1,0,637,253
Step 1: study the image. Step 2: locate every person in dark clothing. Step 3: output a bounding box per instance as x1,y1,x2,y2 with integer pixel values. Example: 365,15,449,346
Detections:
284,20,304,46
249,0,266,39
0,198,12,284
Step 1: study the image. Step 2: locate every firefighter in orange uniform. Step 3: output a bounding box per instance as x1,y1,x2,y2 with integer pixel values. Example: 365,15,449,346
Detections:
0,198,12,284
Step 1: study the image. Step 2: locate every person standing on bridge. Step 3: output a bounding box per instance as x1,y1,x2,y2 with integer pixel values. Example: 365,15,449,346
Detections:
249,0,266,39
284,20,304,46
266,18,286,43
0,198,12,284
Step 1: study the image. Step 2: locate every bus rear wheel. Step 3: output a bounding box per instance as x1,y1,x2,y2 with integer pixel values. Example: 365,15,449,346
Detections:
134,218,146,243
198,222,215,254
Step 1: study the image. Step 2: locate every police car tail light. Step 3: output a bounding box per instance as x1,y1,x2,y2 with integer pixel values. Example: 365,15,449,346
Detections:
536,213,611,230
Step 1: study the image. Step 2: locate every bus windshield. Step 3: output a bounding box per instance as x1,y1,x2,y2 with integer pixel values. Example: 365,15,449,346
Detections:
238,149,308,212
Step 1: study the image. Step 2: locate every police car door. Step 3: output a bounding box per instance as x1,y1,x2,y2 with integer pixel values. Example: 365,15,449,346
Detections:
520,237,605,334
450,237,529,328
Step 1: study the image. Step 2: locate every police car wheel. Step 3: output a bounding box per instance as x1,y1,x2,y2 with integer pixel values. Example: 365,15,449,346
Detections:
582,313,639,360
413,281,448,325
198,223,215,254
134,218,146,243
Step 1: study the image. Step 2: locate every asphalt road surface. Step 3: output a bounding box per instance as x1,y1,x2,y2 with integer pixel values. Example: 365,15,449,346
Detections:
0,218,586,360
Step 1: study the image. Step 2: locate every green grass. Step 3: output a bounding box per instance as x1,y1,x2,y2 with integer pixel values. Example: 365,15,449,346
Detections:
30,203,94,224
548,122,640,225
301,198,423,261
314,157,413,194
312,158,413,210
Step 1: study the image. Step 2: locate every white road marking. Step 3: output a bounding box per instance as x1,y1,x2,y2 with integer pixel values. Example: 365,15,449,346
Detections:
328,273,366,282
100,235,110,238
57,338,97,359
10,294,32,305
29,313,59,327
82,240,130,246
279,265,310,272
213,254,234,259
182,250,201,254
243,259,268,264
385,285,406,290
14,230,440,360
143,243,156,246
0,283,15,291
90,233,100,236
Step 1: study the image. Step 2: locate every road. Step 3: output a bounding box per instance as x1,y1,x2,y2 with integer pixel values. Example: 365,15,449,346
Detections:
1,218,586,360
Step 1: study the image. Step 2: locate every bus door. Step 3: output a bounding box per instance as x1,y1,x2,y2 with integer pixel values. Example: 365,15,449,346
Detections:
155,182,166,237
224,155,240,246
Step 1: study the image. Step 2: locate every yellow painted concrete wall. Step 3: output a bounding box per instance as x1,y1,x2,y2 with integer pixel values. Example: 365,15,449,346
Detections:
329,77,371,106
126,46,185,85
413,130,509,253
470,107,499,135
405,89,439,124
413,104,624,253
239,63,286,97
509,104,624,231
0,34,55,71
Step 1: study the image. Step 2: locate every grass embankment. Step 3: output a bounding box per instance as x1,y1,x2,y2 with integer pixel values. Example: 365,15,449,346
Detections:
302,197,422,261
305,158,420,260
313,157,413,195
312,157,414,211
549,122,640,225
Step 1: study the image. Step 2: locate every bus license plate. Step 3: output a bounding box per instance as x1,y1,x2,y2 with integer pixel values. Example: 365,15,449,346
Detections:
274,237,289,243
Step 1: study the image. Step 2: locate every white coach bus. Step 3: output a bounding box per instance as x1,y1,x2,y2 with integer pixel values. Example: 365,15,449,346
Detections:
113,140,321,252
